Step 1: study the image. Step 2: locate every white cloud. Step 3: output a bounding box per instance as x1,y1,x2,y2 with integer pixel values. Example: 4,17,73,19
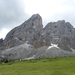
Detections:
24,0,75,26
24,0,68,17
0,28,11,39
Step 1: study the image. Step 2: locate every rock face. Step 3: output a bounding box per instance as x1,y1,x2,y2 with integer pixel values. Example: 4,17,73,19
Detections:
0,14,75,60
0,14,75,49
41,20,75,49
2,42,34,60
0,38,4,50
2,43,75,60
1,14,75,50
3,14,43,49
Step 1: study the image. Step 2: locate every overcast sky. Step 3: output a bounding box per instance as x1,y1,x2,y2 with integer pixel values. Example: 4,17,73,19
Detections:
0,0,75,39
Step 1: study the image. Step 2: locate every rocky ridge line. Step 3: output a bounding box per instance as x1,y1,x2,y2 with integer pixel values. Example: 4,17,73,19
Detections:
0,14,75,60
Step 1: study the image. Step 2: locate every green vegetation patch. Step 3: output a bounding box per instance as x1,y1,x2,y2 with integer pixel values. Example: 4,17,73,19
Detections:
0,57,75,75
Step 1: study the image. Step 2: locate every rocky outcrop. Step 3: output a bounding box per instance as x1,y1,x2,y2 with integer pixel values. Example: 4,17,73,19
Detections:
1,43,75,60
0,14,75,51
41,20,75,49
0,14,75,60
2,42,34,60
0,38,4,50
3,14,43,49
0,14,75,49
0,38,3,45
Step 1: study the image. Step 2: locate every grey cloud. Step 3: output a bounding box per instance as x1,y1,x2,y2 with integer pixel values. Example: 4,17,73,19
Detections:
0,0,29,29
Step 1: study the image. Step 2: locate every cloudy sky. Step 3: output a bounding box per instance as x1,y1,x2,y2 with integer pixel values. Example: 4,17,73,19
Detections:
0,0,75,39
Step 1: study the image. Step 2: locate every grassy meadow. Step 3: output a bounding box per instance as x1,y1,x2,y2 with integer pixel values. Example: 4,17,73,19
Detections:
0,57,75,75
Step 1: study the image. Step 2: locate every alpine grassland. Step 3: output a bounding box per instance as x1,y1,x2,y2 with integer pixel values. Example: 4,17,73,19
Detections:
0,56,75,75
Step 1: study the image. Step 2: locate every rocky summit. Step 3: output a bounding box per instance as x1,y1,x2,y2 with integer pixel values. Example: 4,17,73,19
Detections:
3,14,43,49
0,14,75,60
41,20,75,49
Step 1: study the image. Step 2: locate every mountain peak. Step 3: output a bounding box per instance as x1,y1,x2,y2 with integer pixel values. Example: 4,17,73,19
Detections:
31,14,41,18
57,20,65,23
3,14,43,49
28,14,42,22
27,13,43,29
1,14,75,50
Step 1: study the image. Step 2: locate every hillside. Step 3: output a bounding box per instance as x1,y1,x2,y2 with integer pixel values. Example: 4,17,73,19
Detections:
0,57,75,75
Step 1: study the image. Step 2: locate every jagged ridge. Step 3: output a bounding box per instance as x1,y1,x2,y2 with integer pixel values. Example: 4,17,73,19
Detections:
0,14,75,50
0,14,75,60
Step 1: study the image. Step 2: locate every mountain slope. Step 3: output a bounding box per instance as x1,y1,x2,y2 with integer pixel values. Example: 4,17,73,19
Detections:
1,43,75,60
1,14,75,50
0,14,75,59
41,20,75,49
3,14,43,49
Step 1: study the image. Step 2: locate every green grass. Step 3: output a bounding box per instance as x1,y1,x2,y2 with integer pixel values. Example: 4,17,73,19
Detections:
0,57,75,75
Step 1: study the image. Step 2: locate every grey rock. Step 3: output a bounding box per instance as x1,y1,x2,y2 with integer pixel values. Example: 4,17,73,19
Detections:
1,14,75,50
0,50,2,57
3,14,43,49
0,14,75,60
2,42,34,60
41,20,75,49
1,44,75,60
0,38,4,50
